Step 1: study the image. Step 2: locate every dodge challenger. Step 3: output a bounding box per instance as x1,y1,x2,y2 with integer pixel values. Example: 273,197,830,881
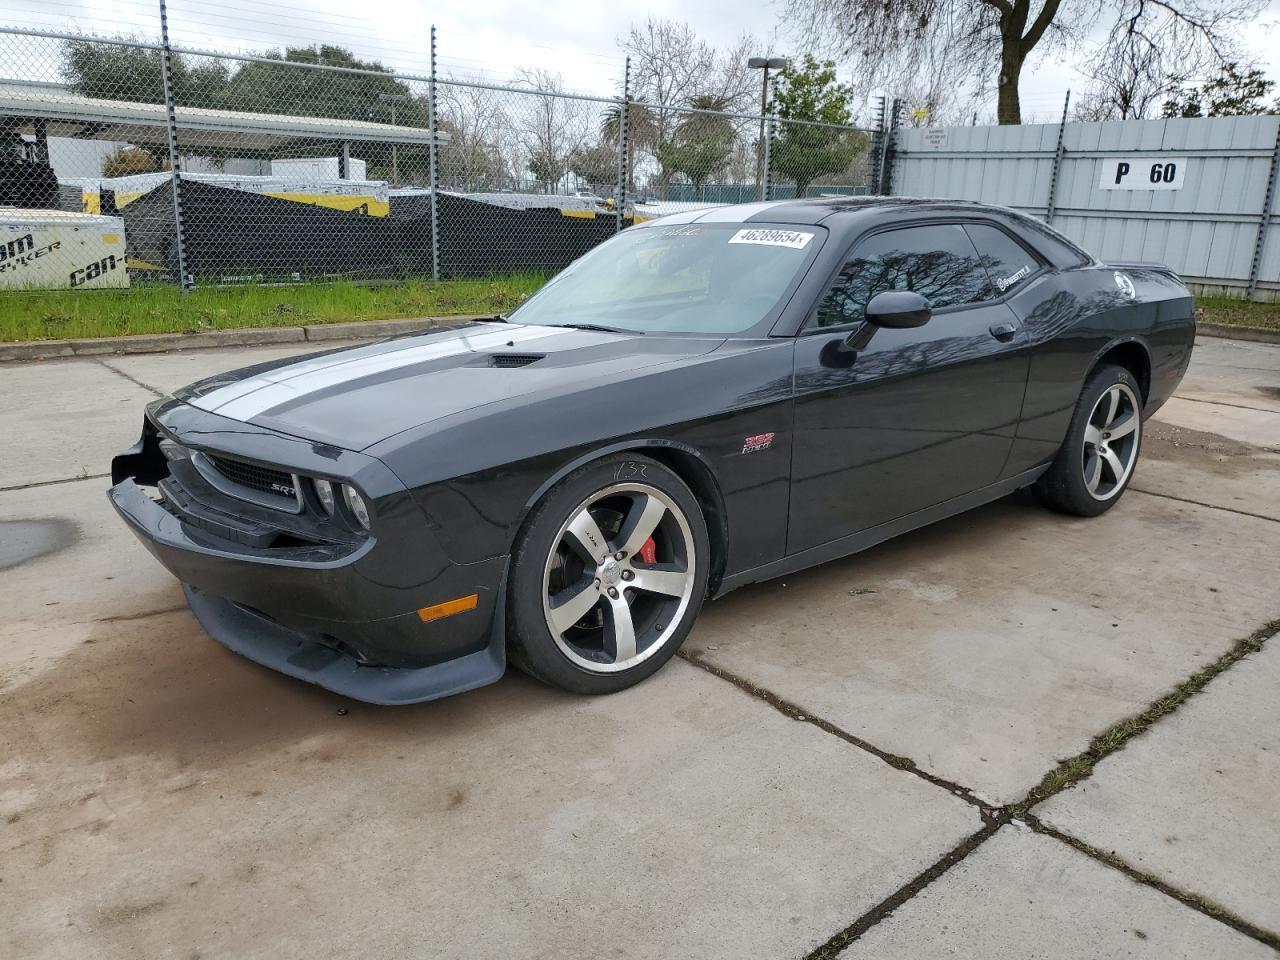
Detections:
109,197,1196,704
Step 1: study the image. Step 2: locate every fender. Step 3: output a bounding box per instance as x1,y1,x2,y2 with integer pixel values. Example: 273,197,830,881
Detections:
518,437,724,517
1083,334,1153,402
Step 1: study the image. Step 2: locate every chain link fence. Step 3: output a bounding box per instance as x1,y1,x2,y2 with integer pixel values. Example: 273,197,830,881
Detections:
0,20,881,294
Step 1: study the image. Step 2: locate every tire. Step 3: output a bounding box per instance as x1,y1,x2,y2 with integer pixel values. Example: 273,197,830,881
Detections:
506,453,710,694
1036,363,1143,517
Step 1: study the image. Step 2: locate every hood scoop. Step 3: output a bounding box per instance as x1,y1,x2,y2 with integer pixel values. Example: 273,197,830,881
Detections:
489,353,545,368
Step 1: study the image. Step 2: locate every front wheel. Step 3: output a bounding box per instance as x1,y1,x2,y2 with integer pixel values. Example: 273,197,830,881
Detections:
507,454,710,694
1036,363,1143,517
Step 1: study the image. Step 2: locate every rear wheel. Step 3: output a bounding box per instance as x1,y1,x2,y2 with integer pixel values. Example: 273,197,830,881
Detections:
507,454,709,694
1036,363,1143,517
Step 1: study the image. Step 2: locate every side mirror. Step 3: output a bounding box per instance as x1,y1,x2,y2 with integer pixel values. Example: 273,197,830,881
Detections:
865,290,932,329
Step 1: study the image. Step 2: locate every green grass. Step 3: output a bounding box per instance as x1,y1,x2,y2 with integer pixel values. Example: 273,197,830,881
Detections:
1009,617,1280,819
0,275,547,343
1197,295,1280,333
3,277,1276,344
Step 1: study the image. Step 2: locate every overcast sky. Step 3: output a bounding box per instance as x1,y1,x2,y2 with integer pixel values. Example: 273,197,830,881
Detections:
4,0,1279,121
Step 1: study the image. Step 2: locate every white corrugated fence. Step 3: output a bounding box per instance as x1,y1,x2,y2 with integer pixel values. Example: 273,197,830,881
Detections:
892,115,1280,300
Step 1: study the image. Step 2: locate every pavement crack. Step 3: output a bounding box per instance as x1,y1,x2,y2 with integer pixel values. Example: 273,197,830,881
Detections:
1177,395,1278,414
1130,487,1279,524
1026,817,1280,951
1,472,110,492
801,821,1006,959
677,651,996,815
1008,617,1280,818
96,358,166,399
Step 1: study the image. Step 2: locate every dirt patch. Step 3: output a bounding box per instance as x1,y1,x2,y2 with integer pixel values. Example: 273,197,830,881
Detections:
96,897,170,927
1,607,518,774
1256,386,1280,401
1143,421,1280,478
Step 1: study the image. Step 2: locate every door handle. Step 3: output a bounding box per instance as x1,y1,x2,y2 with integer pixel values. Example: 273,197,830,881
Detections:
989,322,1018,342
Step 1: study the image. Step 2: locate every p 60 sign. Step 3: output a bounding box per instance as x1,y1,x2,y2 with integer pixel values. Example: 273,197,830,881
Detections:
1099,158,1187,191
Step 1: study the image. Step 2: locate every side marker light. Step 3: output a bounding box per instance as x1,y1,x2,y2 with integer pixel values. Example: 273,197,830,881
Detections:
417,594,479,623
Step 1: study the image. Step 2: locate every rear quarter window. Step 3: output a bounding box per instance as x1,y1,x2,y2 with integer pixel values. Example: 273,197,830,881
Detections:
963,223,1045,297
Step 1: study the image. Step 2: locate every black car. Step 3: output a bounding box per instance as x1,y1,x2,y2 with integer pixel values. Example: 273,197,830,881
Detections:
110,198,1196,704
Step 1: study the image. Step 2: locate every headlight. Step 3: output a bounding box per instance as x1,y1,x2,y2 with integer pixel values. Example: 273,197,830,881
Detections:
312,479,336,515
343,485,372,530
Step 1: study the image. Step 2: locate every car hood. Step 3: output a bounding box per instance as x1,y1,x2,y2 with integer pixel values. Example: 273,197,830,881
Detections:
177,321,723,450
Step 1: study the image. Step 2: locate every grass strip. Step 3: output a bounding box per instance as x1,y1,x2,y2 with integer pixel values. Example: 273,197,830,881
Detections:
1010,617,1280,818
0,274,545,343
1029,818,1280,950
1197,296,1280,333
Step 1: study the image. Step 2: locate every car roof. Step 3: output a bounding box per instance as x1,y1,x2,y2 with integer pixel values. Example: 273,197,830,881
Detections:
642,196,1015,227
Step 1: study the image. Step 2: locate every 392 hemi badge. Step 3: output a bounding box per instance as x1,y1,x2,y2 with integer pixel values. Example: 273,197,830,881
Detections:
741,432,775,454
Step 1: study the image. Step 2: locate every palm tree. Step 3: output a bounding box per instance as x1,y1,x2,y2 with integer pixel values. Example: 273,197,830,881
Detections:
601,101,657,193
674,94,734,142
664,95,736,200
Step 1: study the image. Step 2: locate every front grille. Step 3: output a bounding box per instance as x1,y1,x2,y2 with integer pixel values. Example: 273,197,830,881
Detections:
206,454,297,499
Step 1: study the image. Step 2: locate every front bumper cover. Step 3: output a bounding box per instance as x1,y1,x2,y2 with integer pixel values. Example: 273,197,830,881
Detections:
109,465,509,705
183,585,505,706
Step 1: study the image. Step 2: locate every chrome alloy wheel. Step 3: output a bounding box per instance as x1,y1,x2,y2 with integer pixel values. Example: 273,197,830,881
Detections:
541,482,697,674
1082,382,1141,501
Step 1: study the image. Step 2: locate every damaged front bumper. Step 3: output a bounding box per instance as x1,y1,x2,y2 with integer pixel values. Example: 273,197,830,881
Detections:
108,400,508,705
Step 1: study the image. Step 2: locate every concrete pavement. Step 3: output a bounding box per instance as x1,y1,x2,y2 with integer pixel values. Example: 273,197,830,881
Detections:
2,335,1278,958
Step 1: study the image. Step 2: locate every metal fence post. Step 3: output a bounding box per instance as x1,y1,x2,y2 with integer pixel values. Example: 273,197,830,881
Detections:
762,113,775,201
879,98,902,195
1045,90,1071,224
614,57,630,234
1246,119,1280,301
868,96,887,196
157,0,191,292
428,24,440,283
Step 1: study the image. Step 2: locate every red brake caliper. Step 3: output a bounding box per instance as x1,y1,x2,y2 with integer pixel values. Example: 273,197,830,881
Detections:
638,536,657,565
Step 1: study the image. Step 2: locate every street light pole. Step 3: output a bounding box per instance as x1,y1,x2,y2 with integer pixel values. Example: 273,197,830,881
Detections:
748,57,787,201
379,92,409,185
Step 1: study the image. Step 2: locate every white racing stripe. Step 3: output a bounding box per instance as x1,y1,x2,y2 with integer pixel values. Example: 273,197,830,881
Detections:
635,200,791,228
693,201,792,223
191,324,563,422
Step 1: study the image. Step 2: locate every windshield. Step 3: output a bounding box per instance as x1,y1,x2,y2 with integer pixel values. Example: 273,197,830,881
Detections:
508,222,824,334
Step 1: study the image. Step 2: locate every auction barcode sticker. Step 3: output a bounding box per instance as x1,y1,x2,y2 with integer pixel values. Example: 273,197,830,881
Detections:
727,228,814,249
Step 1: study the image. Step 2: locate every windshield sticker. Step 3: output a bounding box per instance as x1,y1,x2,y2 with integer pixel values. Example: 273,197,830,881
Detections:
728,228,814,250
994,264,1031,292
661,225,704,237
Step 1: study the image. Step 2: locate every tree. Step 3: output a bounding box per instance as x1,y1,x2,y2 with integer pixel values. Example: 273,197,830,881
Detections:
620,18,717,147
619,19,766,193
438,82,513,190
101,145,166,177
654,95,736,195
218,45,413,121
513,67,591,192
787,0,1263,124
1162,62,1277,118
568,142,619,190
63,40,423,179
64,39,229,106
1074,36,1176,120
655,141,732,194
602,102,658,191
768,56,863,197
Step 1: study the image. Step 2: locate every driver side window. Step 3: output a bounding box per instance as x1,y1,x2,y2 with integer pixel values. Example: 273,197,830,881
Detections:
813,224,992,328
